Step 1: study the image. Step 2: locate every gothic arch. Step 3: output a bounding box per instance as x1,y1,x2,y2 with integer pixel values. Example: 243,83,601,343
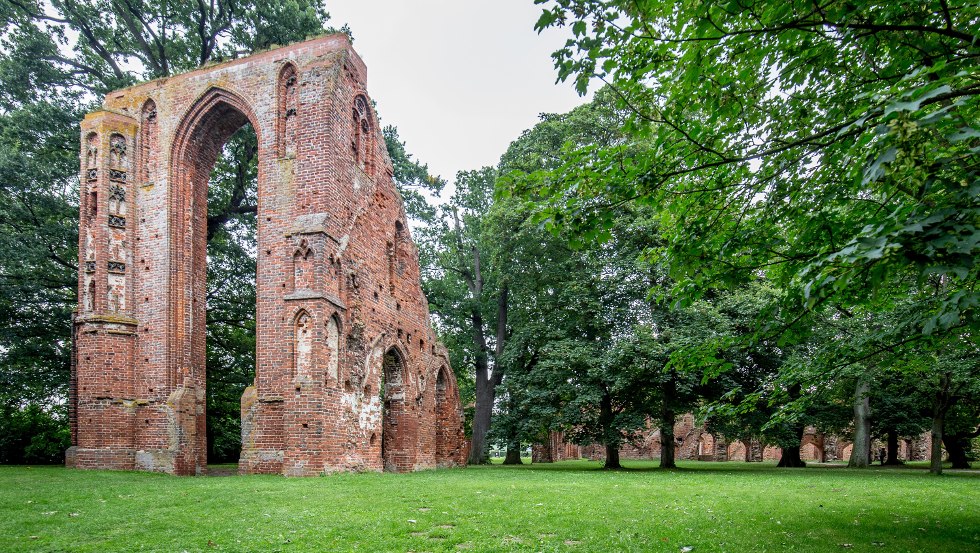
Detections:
325,312,341,383
292,309,313,381
352,94,374,175
138,99,158,187
168,86,263,390
434,366,453,465
277,62,299,158
381,345,408,472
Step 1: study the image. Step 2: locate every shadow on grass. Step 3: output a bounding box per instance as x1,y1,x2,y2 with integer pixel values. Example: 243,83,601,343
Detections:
476,459,980,478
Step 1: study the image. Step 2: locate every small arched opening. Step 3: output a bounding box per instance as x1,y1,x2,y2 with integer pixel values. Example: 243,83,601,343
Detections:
381,347,407,472
697,433,716,460
727,440,747,462
434,367,452,466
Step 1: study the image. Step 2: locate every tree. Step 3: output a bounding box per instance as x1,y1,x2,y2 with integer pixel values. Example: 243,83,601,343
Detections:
531,0,978,329
383,125,445,224
419,167,506,464
529,0,979,472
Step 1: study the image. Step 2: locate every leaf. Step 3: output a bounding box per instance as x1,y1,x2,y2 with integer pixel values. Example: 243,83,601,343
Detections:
534,9,556,32
949,127,980,142
863,147,896,184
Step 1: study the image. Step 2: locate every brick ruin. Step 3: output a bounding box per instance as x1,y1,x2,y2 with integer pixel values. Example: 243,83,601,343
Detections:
536,416,933,464
67,35,467,476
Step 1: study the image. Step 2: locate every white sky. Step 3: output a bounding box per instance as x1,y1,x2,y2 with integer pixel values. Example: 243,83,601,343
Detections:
327,0,590,185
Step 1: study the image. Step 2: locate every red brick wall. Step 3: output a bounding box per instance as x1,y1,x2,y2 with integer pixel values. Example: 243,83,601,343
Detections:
69,35,465,476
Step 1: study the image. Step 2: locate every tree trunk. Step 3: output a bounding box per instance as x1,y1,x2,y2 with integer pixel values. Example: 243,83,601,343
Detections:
466,283,508,465
929,373,952,475
776,424,807,467
468,350,493,464
848,378,871,468
502,441,523,465
930,411,945,475
659,375,677,468
659,418,676,468
599,391,621,469
943,433,971,470
604,443,621,469
885,430,903,465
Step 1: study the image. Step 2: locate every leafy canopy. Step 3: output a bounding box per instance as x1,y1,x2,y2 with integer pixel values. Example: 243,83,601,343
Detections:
529,0,979,345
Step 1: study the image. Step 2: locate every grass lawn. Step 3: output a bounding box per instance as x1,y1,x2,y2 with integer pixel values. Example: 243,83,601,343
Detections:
1,461,977,552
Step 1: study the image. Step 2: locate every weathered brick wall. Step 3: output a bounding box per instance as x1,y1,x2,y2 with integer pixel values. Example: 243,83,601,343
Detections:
69,35,466,476
532,431,582,463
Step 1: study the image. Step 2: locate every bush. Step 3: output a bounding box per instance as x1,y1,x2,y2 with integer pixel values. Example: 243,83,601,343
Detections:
0,403,70,464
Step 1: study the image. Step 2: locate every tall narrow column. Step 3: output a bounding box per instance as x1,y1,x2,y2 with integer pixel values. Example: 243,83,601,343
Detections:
68,110,139,470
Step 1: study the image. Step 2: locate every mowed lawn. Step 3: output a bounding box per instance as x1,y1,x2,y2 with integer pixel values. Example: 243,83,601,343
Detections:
1,461,977,552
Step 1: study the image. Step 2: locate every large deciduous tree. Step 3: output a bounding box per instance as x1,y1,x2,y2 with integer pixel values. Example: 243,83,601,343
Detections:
529,0,979,473
419,167,504,464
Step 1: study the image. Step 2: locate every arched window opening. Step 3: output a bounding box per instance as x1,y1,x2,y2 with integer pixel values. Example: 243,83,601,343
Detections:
434,367,453,466
108,133,127,169
326,314,340,382
352,95,373,175
85,132,98,169
202,117,258,466
292,239,314,291
381,347,406,472
386,240,395,294
139,100,158,186
277,64,299,157
294,311,313,380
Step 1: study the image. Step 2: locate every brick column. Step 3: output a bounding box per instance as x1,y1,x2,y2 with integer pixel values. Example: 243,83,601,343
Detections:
68,110,140,470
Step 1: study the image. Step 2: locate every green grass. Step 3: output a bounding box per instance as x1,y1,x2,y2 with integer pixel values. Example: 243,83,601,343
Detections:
1,461,977,552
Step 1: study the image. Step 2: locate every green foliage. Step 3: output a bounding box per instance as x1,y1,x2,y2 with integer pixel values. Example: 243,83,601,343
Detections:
204,125,259,463
530,0,979,341
383,125,445,224
0,100,81,410
491,92,721,460
418,166,498,377
0,405,70,464
519,0,979,467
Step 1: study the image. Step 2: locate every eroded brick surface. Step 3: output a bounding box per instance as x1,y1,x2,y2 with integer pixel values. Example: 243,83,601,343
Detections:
69,35,466,476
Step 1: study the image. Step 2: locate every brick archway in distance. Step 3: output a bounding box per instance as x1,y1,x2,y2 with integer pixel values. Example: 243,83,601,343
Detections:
67,34,467,476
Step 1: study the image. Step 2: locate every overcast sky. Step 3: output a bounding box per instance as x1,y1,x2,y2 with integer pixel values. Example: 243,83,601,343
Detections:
327,0,590,186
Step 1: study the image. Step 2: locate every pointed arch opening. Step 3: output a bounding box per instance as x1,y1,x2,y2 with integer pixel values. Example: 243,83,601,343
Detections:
277,63,299,158
381,346,407,472
434,366,454,466
326,313,341,383
169,87,262,472
352,94,374,175
139,99,158,186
